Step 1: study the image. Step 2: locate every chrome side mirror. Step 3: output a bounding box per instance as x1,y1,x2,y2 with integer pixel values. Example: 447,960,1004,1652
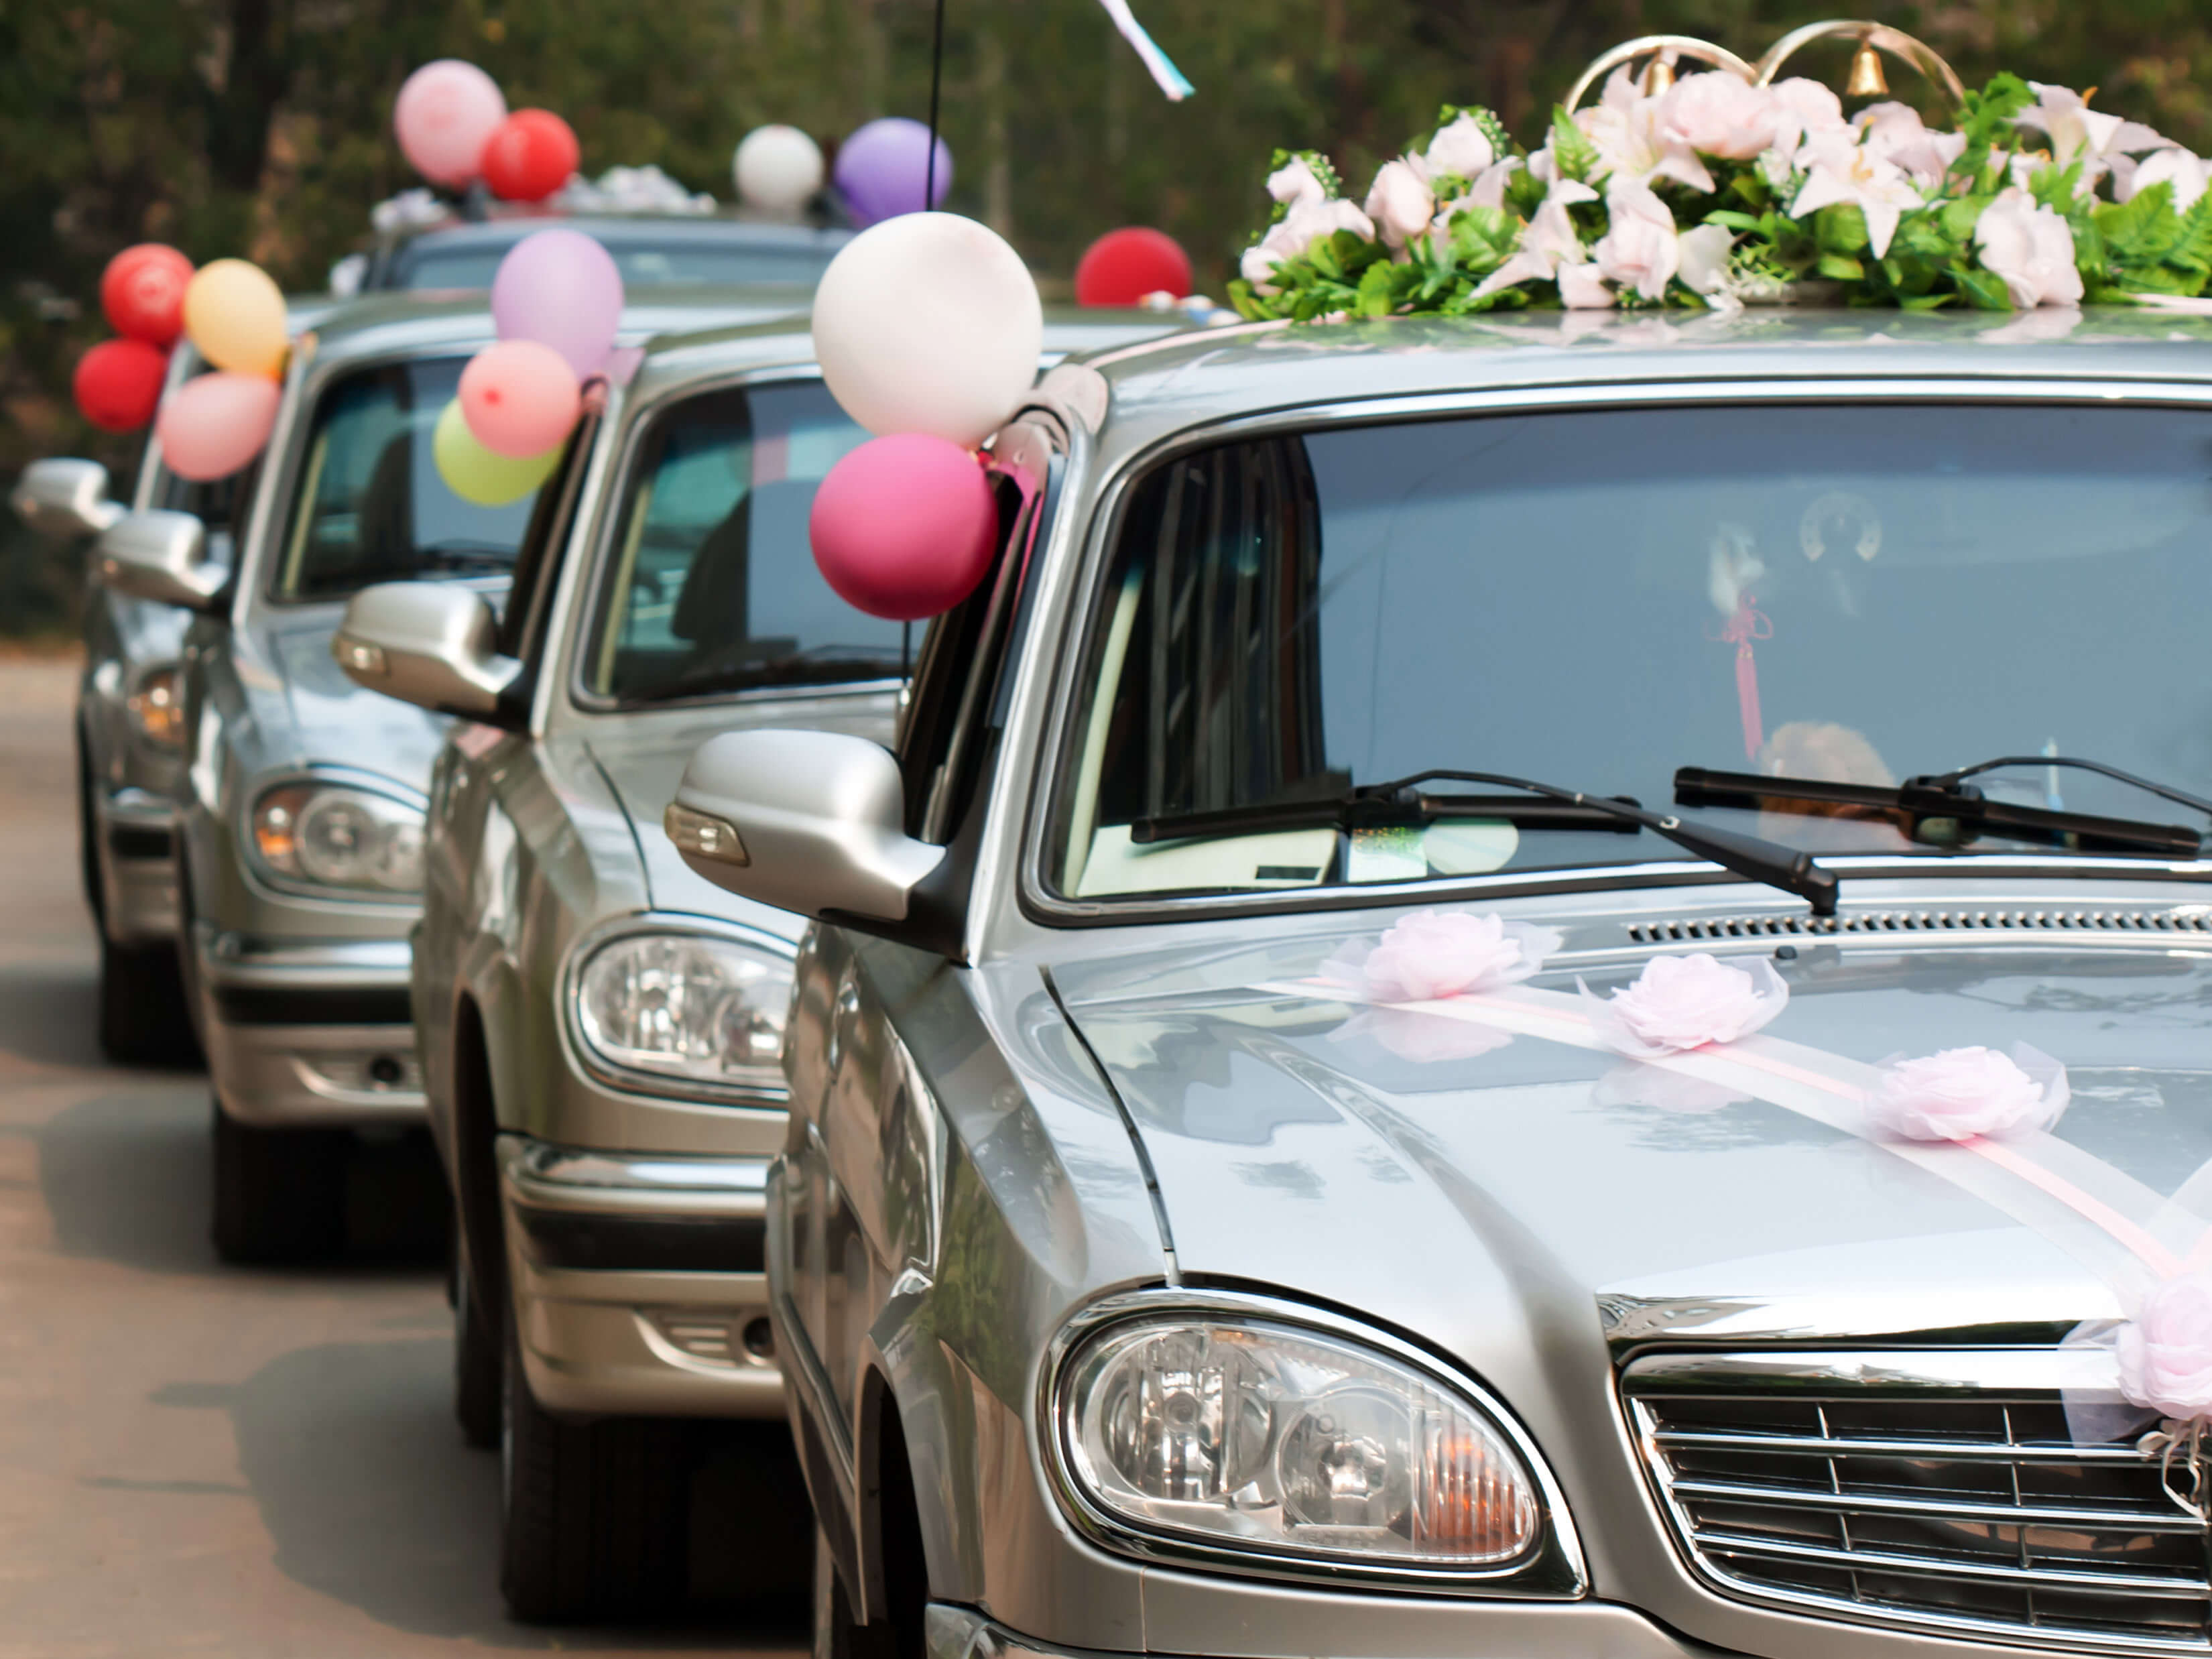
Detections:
666,730,946,924
11,458,121,540
332,580,521,720
95,511,227,611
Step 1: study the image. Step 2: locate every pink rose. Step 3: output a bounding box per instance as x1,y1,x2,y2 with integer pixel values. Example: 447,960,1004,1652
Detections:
1584,952,1788,1056
2119,1276,2212,1422
1327,908,1560,1004
1592,180,1679,301
1656,72,1786,161
1365,157,1436,249
1866,1044,2069,1142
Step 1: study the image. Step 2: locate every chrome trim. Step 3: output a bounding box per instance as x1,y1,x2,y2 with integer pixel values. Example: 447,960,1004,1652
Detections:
195,926,413,984
1038,1286,1587,1598
499,1137,772,1218
1621,1347,2212,1654
1019,376,2212,930
554,910,794,1108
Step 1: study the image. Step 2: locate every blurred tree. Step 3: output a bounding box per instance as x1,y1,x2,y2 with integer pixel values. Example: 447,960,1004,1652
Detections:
6,0,2212,635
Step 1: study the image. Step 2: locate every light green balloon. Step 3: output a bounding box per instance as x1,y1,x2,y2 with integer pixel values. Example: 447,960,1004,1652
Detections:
433,397,560,506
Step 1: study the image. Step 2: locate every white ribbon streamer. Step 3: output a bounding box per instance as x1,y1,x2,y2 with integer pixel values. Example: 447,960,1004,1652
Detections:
1096,0,1194,100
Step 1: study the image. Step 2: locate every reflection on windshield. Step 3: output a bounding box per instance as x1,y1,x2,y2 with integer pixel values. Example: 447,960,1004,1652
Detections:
1054,404,2212,901
586,379,904,702
273,357,535,602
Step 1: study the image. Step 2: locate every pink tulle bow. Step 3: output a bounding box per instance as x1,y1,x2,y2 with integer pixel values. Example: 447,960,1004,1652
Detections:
1579,952,1789,1058
1322,908,1562,1005
2120,1274,2212,1424
1865,1043,2070,1143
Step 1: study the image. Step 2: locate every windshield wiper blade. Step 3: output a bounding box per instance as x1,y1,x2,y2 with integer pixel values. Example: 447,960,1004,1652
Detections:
1922,754,2212,820
1674,765,2203,860
1131,767,1839,915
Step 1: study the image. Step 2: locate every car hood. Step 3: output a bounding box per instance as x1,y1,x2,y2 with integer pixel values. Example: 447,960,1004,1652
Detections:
256,611,454,788
585,692,899,938
1050,928,2212,1349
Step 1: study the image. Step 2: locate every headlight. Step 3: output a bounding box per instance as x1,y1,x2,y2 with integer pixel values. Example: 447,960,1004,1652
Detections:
1055,1311,1544,1575
572,931,791,1095
251,782,425,895
126,666,185,751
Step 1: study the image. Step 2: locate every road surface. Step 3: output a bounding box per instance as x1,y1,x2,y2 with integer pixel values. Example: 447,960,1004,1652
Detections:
0,656,805,1656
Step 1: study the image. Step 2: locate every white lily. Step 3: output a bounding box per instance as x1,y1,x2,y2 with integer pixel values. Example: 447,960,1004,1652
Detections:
2123,147,2212,212
1575,66,1716,192
1239,195,1377,294
1471,180,1599,298
1790,129,1926,259
1267,155,1330,211
2018,82,2172,194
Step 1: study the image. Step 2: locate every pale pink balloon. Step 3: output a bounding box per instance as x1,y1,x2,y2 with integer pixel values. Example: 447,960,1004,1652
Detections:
156,373,281,482
394,60,507,186
457,340,580,458
808,434,997,621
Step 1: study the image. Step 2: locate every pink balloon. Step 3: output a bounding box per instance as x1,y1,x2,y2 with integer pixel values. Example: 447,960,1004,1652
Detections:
809,434,997,621
490,229,623,379
458,340,580,458
157,373,280,482
394,60,507,186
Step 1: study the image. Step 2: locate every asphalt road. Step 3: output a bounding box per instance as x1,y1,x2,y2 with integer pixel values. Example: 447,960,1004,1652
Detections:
0,656,806,1656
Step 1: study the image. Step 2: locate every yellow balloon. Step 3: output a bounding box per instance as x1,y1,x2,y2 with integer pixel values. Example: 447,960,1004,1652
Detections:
182,258,288,378
434,399,560,506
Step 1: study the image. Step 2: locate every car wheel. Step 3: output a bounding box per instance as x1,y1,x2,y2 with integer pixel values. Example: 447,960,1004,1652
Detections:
452,1225,501,1450
499,1302,692,1621
210,1098,350,1264
98,936,201,1066
76,723,101,921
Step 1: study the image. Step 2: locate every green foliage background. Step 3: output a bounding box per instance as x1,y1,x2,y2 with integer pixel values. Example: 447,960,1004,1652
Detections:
4,0,2211,633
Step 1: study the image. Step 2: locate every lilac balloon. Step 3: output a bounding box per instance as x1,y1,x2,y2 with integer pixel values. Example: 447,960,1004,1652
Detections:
489,229,624,379
834,118,954,227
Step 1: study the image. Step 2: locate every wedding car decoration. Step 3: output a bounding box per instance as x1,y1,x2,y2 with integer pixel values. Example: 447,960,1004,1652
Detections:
1231,23,2212,319
833,117,955,226
1074,227,1194,306
1581,951,1789,1056
806,211,1042,619
393,60,585,204
73,243,194,434
733,124,826,216
1867,1043,2070,1142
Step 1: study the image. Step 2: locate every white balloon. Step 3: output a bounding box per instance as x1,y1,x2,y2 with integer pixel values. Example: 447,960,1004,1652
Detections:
733,125,825,214
811,213,1044,447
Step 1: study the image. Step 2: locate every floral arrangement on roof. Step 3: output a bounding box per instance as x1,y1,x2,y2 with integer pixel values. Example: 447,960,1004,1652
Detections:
1229,70,2212,320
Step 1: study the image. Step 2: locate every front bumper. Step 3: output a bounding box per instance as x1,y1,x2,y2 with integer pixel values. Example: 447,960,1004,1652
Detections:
194,926,426,1127
923,1601,1734,1659
498,1136,785,1420
95,788,180,946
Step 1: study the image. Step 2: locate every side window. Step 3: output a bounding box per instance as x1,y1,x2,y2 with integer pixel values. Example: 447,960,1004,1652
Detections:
494,403,601,665
581,379,902,703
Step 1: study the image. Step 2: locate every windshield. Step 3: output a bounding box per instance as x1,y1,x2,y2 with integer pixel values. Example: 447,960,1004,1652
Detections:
1050,402,2212,902
271,356,535,603
395,236,844,291
582,379,905,702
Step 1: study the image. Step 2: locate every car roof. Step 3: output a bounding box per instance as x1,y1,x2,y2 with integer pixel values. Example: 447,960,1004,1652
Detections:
294,285,812,369
1068,306,2212,456
620,306,1206,405
383,212,850,254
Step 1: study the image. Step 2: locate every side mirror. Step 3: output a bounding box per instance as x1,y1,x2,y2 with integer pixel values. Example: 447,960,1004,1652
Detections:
332,580,521,720
11,458,121,541
95,510,228,611
666,730,946,924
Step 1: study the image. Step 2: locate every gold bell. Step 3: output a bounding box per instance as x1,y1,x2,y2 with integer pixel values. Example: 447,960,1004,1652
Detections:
1845,37,1888,99
1638,53,1676,97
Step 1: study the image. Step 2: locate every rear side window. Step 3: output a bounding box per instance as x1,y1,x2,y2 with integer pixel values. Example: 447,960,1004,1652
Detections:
582,379,904,703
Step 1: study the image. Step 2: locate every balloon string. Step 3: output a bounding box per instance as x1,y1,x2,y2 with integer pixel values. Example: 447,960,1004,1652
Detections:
925,0,948,209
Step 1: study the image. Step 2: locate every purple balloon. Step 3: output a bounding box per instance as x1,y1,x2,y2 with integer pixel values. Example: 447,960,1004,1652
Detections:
489,229,624,379
833,118,954,227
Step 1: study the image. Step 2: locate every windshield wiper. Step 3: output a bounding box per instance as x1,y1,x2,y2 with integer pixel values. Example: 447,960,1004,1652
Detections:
1131,767,1839,915
1675,763,2204,859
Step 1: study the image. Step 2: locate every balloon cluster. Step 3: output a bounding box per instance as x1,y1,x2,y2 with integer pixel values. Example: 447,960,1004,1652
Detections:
73,241,290,482
394,61,580,204
436,229,625,506
808,214,1042,621
731,117,955,228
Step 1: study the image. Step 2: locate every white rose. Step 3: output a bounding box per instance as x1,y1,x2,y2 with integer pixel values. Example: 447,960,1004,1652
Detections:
1557,261,1613,308
1364,156,1436,249
2126,146,2212,212
1593,180,1679,300
1974,187,2084,309
1769,76,1847,135
1656,72,1784,160
1267,156,1328,209
1424,113,1495,182
1676,223,1735,296
1239,196,1375,292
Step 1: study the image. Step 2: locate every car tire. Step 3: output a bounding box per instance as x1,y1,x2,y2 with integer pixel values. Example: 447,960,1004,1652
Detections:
452,1228,501,1450
210,1099,351,1264
499,1304,692,1621
98,936,201,1066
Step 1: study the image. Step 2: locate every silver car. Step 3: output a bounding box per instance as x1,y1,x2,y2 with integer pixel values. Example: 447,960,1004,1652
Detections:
668,310,2212,1659
332,309,1186,1620
95,289,798,1264
13,302,335,1063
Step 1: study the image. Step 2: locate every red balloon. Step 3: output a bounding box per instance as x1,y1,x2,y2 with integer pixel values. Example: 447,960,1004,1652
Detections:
101,245,194,347
1074,227,1194,307
73,339,170,433
481,110,580,203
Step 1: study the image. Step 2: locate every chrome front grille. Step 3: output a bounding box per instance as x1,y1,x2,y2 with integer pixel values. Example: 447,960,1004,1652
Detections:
1623,908,2212,944
1623,1350,2212,1652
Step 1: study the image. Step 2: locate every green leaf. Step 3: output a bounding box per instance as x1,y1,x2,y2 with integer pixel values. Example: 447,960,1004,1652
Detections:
1504,164,1546,219
1817,252,1865,281
1548,105,1599,184
1954,266,2015,311
1706,210,1764,232
1353,260,1402,318
1815,204,1871,255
